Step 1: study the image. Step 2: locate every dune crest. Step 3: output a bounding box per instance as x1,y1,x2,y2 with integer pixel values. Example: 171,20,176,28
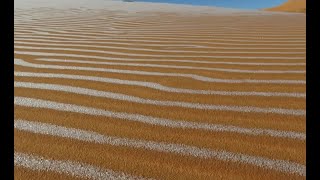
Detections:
265,0,306,13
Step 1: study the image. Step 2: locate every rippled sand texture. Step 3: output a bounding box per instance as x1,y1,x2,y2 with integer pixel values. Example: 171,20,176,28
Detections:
14,5,306,180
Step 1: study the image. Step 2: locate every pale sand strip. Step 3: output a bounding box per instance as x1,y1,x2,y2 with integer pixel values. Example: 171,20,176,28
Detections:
14,71,306,98
14,27,304,34
14,58,306,84
14,81,306,116
13,23,305,33
14,45,306,59
35,58,305,74
14,106,306,165
14,25,305,34
14,41,306,54
14,96,306,138
14,31,306,41
14,119,306,176
17,19,304,31
13,32,306,43
14,37,307,50
14,14,304,23
14,29,306,39
15,49,306,66
15,22,303,28
14,152,147,180
14,38,307,51
14,87,306,132
14,35,306,47
14,37,218,49
104,36,305,42
16,18,304,26
22,23,304,30
31,56,307,66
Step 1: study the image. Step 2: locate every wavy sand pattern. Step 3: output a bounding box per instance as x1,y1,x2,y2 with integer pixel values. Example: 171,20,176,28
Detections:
14,1,305,179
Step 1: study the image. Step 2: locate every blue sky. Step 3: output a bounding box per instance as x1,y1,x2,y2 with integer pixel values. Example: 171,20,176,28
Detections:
134,0,287,9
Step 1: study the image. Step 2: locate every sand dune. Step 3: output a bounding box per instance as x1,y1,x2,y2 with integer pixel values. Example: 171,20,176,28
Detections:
14,1,305,179
265,0,306,13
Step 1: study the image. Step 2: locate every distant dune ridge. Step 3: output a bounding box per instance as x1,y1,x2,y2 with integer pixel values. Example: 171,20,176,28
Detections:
265,0,306,13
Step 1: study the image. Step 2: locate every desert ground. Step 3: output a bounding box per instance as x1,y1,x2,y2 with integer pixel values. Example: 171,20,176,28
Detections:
14,0,306,179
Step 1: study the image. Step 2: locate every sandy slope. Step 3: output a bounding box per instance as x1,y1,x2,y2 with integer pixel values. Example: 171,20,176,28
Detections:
265,0,306,13
14,1,305,179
